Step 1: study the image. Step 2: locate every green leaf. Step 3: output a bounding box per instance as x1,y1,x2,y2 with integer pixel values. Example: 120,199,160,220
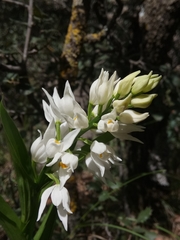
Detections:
98,191,110,202
0,102,33,179
109,195,118,202
137,207,152,223
133,226,146,233
144,230,158,240
0,195,25,240
34,205,57,240
95,132,114,144
0,102,35,225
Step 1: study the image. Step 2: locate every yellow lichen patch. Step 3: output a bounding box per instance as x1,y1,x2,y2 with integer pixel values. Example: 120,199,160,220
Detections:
60,4,86,83
60,1,107,85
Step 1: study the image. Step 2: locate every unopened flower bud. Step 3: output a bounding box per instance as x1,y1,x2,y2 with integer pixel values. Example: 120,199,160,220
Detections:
31,130,47,163
119,110,149,124
131,94,157,108
114,70,140,98
131,72,152,95
113,94,132,114
142,75,162,93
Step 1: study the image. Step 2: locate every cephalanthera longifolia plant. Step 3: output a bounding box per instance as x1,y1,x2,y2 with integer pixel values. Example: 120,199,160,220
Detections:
0,69,161,239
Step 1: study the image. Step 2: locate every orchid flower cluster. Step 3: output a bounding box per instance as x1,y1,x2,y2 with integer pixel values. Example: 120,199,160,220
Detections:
31,69,161,230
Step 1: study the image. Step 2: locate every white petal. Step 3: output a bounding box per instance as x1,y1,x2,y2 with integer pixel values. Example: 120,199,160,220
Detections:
46,138,62,158
42,88,65,122
51,185,62,206
57,205,68,231
62,153,78,171
119,110,149,124
91,152,110,177
42,100,53,122
118,123,145,133
52,87,61,108
63,81,75,100
61,187,72,213
62,128,80,151
98,120,107,132
59,168,71,189
43,120,56,144
42,88,57,112
60,96,74,117
90,141,106,155
85,156,101,177
101,109,117,120
74,112,88,129
112,132,143,143
31,130,42,157
60,122,69,139
35,145,47,163
37,185,55,221
46,152,62,167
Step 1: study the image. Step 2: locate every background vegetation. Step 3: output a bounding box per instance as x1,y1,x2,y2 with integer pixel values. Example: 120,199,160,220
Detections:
1,0,180,239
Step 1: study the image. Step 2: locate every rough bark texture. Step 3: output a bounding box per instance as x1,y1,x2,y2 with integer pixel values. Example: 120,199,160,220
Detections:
141,0,180,65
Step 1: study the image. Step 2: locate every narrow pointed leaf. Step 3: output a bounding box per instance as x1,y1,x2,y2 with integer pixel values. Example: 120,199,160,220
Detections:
0,102,33,179
34,205,56,240
0,195,25,240
0,102,35,225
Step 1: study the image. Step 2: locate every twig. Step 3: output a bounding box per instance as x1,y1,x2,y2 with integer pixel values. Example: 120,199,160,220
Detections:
129,59,147,70
2,0,28,8
2,0,33,62
23,0,33,62
0,63,21,72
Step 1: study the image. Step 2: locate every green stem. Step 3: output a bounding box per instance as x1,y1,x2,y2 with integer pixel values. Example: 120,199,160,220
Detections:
98,104,103,115
87,102,94,120
155,225,180,240
69,223,149,240
55,121,61,141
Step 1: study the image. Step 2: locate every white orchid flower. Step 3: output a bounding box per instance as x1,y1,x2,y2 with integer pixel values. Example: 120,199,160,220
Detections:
98,109,119,132
47,152,78,189
42,81,88,129
89,69,117,105
46,125,80,158
31,120,55,164
37,185,72,231
31,130,47,164
85,141,122,179
111,123,145,143
86,155,113,183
